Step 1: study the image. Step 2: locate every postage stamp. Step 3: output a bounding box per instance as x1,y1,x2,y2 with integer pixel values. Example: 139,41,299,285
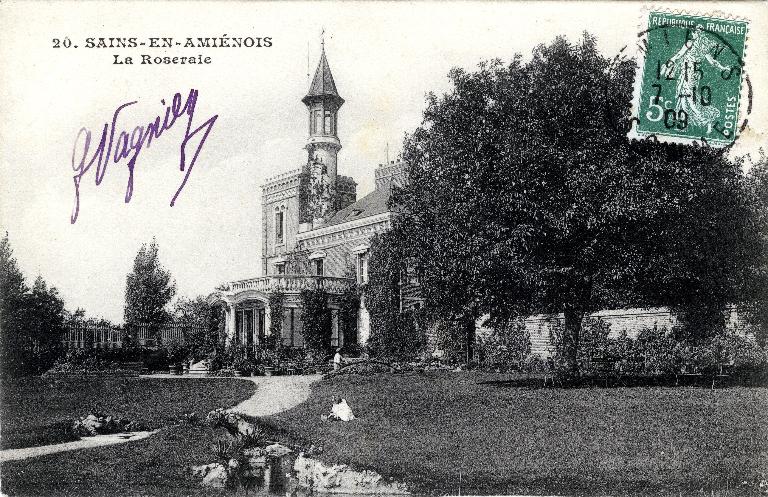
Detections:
629,11,749,147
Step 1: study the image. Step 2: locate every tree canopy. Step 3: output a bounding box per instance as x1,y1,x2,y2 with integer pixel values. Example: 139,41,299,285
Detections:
393,34,764,373
124,238,176,337
0,233,66,376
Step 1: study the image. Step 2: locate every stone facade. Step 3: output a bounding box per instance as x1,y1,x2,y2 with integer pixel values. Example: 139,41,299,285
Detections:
210,45,400,349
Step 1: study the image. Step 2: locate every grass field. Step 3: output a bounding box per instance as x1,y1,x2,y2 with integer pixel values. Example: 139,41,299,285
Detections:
271,371,768,496
0,377,256,450
2,373,766,496
0,377,256,497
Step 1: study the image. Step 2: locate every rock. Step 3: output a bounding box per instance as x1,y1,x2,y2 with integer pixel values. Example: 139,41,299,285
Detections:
124,420,148,432
80,415,104,435
191,463,229,488
294,454,409,495
264,443,292,458
206,408,259,438
243,450,267,469
71,420,90,436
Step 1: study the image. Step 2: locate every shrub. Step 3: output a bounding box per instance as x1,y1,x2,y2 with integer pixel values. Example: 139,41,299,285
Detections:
712,331,768,371
44,348,137,376
228,345,254,373
432,318,469,364
477,317,531,371
268,292,285,338
163,338,189,365
634,327,678,375
299,288,331,356
142,348,169,371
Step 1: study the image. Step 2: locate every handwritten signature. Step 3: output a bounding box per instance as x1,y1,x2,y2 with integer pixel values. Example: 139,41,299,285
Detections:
70,89,218,223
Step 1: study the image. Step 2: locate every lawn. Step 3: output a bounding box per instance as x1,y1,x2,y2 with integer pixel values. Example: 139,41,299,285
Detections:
0,377,256,497
1,377,255,450
270,371,768,496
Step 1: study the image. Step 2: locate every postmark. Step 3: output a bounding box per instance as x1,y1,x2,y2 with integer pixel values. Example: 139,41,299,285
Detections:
629,11,749,147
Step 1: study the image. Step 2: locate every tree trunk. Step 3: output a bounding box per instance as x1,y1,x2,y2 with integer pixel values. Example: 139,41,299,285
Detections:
562,307,584,376
465,315,476,364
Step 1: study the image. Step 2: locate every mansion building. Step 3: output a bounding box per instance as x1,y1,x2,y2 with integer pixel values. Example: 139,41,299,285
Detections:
210,46,404,350
208,46,751,357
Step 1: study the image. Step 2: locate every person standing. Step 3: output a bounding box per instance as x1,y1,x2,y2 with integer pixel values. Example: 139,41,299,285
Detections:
333,348,343,371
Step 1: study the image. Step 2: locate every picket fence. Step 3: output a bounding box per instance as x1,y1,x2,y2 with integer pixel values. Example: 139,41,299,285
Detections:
63,322,207,349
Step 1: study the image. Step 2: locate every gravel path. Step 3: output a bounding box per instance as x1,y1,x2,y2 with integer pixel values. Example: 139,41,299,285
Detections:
229,374,322,417
0,374,321,462
0,430,157,463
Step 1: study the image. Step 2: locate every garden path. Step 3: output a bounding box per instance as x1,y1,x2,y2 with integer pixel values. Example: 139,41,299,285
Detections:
0,374,321,462
0,430,157,463
230,374,322,417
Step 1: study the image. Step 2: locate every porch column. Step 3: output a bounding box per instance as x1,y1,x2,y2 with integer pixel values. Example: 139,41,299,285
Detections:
331,309,340,348
358,295,370,345
264,306,272,336
225,303,236,347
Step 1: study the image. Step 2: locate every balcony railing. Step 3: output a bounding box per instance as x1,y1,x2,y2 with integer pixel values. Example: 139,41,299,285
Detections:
227,275,354,294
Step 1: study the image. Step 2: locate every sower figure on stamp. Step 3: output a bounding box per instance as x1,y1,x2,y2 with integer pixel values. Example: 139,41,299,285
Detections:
669,25,731,129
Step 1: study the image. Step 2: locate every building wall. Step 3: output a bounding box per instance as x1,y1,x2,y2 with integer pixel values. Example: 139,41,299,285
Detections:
261,170,302,274
474,307,750,358
297,213,391,278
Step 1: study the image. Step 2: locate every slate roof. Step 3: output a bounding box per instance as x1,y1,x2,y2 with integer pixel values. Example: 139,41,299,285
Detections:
323,186,392,227
302,48,344,106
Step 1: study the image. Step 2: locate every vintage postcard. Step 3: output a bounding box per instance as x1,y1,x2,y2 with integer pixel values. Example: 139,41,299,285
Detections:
1,2,767,496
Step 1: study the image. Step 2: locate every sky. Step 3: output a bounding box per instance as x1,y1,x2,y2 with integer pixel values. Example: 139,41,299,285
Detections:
1,1,766,323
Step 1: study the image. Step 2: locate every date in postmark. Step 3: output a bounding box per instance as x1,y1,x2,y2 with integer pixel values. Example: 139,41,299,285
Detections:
629,11,748,147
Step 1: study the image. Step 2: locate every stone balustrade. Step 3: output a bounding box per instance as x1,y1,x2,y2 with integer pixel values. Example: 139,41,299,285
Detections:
227,275,354,295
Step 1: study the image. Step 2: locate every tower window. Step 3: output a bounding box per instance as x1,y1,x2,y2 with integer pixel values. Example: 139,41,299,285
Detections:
275,211,284,244
314,110,322,135
324,111,332,134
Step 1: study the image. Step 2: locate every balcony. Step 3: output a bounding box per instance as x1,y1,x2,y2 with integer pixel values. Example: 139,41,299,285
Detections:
225,275,354,295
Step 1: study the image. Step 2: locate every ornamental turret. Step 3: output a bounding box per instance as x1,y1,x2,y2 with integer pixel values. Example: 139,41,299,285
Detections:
303,44,343,226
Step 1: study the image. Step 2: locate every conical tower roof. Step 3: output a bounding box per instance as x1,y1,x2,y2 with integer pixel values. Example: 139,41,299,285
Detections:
302,47,344,107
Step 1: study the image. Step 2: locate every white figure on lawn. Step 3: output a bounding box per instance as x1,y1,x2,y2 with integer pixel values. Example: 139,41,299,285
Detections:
328,395,356,422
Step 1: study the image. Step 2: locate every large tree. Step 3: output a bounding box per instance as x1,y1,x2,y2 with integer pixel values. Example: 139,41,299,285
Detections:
0,234,66,376
739,150,768,344
173,295,222,360
394,34,762,374
124,238,176,340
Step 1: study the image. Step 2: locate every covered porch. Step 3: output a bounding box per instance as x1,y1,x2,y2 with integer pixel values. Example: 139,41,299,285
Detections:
208,275,356,350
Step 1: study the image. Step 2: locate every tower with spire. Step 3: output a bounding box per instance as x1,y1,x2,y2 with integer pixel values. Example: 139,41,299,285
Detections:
303,42,344,224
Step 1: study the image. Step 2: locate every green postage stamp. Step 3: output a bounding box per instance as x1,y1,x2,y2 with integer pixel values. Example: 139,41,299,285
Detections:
629,11,749,147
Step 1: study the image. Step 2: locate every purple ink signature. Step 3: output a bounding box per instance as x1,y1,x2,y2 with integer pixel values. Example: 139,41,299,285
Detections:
70,89,218,223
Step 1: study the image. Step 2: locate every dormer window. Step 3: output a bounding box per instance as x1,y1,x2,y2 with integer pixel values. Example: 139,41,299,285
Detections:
314,258,324,276
276,262,286,275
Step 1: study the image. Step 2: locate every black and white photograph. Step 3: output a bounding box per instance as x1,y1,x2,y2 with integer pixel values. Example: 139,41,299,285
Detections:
0,1,767,496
